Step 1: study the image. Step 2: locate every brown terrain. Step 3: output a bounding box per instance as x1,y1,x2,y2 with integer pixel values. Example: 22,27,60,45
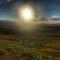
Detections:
0,20,60,60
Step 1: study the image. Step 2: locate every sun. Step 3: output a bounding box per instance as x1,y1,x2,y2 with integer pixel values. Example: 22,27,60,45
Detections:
21,7,32,20
18,6,34,22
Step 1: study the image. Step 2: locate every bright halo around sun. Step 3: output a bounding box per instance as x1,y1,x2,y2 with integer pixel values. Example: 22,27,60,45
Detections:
22,7,32,20
18,6,34,23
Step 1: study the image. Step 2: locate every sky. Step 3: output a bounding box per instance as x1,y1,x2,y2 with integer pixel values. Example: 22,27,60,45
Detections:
0,0,60,20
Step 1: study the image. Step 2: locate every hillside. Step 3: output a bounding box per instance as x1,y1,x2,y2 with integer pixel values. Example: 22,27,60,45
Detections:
0,20,60,60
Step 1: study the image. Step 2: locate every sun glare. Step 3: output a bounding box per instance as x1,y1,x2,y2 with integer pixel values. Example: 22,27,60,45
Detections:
22,8,32,20
18,6,34,22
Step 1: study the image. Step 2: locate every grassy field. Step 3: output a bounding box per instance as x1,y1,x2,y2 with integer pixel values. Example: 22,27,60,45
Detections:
0,34,60,60
0,22,60,60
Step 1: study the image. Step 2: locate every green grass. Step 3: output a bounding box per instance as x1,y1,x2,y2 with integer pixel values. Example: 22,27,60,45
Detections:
0,38,60,60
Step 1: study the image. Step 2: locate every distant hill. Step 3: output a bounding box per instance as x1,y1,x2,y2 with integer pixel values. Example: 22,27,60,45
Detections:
0,20,22,36
50,17,60,20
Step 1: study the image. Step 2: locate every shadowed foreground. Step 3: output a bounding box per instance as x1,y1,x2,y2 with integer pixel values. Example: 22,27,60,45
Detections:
0,20,60,60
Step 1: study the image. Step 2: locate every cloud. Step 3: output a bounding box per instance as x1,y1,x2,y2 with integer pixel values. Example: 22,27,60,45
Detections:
34,16,48,22
6,0,13,3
